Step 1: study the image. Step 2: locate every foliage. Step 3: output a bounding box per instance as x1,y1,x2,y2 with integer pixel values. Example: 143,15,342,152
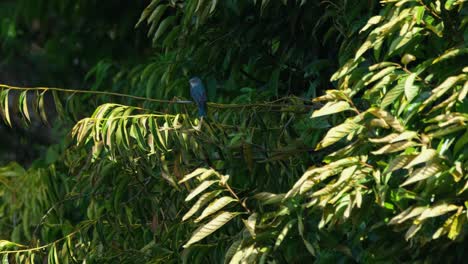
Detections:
0,0,467,263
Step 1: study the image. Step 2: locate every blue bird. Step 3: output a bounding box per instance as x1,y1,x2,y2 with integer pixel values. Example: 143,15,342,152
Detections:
189,77,207,117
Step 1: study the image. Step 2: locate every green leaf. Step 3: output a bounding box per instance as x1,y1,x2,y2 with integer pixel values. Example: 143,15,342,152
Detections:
38,90,49,125
404,148,438,169
400,162,442,186
389,131,418,143
153,16,176,42
359,16,383,33
432,213,456,239
364,66,397,86
195,196,237,222
224,240,243,264
448,214,464,240
210,0,218,13
404,73,418,102
368,108,405,132
183,211,238,248
242,213,257,238
369,133,399,143
20,91,31,124
148,5,168,25
2,89,11,127
185,180,218,202
382,82,404,109
417,204,460,221
405,223,422,240
389,206,427,225
253,192,285,205
420,74,466,110
371,140,418,155
302,238,316,256
196,0,207,12
316,119,362,150
458,80,468,102
229,244,258,264
52,91,64,120
183,190,222,221
385,155,415,173
311,101,352,118
432,48,468,64
331,58,364,81
135,0,160,27
274,219,297,250
179,168,211,184
355,33,377,61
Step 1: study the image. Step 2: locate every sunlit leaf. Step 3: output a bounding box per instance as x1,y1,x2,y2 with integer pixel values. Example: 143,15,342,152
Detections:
179,168,211,184
195,196,237,223
311,101,352,118
183,190,222,221
389,206,427,225
316,119,362,150
404,148,438,168
417,204,460,221
184,211,238,248
274,219,296,250
400,162,442,186
242,213,257,238
185,180,218,202
368,108,405,132
371,140,418,155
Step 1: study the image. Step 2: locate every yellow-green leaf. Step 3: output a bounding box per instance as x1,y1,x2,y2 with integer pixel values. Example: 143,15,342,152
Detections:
420,74,466,110
316,120,362,150
224,240,242,264
457,80,467,102
360,16,382,33
242,213,257,238
404,73,418,102
405,223,422,240
388,206,427,225
401,163,442,186
183,211,237,248
185,180,218,202
448,214,464,240
179,168,211,184
382,83,404,109
253,192,285,205
368,108,405,132
371,140,417,155
389,131,418,143
195,196,237,223
432,48,468,64
182,190,222,221
311,101,352,118
2,89,11,127
417,204,460,221
432,213,456,239
274,219,297,250
404,148,438,169
365,66,397,86
369,133,399,143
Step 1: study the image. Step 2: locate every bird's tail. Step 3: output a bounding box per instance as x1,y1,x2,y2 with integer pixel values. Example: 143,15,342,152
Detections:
198,103,207,117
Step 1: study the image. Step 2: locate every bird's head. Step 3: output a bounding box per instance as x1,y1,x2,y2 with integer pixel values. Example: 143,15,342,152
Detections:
189,77,202,87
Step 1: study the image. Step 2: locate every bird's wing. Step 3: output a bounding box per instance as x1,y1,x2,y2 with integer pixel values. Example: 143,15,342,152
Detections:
190,84,207,103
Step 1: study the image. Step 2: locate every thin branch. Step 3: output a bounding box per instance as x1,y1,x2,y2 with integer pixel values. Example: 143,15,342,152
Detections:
0,83,322,109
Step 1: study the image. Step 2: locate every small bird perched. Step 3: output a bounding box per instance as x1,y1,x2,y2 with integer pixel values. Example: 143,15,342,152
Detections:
189,77,207,117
